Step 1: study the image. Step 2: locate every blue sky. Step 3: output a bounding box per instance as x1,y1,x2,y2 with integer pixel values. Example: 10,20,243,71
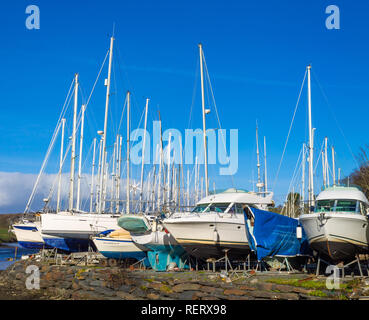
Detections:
0,0,368,212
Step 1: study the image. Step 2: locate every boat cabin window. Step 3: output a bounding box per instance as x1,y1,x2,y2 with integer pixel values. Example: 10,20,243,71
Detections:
335,200,357,212
315,199,364,214
315,200,335,212
227,203,245,214
360,202,368,215
191,204,209,213
206,203,231,213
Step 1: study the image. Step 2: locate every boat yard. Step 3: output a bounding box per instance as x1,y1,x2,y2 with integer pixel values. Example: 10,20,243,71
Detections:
1,2,369,308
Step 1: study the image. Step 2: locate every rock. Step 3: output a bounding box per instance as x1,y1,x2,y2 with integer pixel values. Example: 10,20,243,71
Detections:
40,265,49,272
52,272,64,281
58,282,72,290
172,283,201,293
201,296,220,300
15,273,24,280
88,280,103,287
93,287,116,297
178,290,198,300
246,290,299,300
256,282,273,291
147,282,163,290
147,293,160,300
119,284,131,292
116,291,138,300
239,285,256,291
129,287,148,298
200,285,217,293
223,288,247,296
40,280,54,289
71,282,80,291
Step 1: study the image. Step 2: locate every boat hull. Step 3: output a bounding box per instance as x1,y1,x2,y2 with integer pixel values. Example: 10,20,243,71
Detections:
42,236,91,252
131,231,189,271
12,222,51,250
41,213,120,239
92,237,147,260
299,213,369,262
163,213,250,260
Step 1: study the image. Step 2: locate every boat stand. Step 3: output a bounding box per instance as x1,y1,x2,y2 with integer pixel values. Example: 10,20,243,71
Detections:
277,257,296,273
315,256,331,276
130,257,147,270
338,255,364,277
315,255,365,277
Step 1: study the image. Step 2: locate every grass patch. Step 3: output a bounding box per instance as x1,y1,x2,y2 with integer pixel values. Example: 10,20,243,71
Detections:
267,277,361,295
308,290,328,298
267,278,327,290
0,228,16,242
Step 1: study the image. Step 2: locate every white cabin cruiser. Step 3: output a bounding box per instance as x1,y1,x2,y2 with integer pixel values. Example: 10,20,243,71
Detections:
163,188,274,260
299,185,369,263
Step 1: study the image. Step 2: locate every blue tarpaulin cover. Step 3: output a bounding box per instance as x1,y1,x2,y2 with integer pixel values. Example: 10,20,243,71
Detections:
244,207,311,261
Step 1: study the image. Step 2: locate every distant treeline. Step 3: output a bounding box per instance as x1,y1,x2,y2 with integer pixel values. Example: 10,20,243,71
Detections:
346,146,369,199
0,213,22,243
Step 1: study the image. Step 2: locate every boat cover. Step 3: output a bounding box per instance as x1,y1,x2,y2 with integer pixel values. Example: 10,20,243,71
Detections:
118,216,151,233
244,207,311,261
147,245,190,271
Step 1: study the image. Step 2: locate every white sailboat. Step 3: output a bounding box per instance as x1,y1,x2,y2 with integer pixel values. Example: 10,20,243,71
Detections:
38,36,122,251
92,229,148,261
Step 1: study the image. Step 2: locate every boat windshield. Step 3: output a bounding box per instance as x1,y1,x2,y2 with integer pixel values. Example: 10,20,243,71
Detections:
206,203,231,213
315,200,335,212
315,199,360,213
191,204,209,213
335,200,357,212
227,203,245,214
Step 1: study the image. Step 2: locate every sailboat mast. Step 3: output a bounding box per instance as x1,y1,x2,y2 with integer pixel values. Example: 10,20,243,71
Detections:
99,36,114,213
256,124,262,193
116,135,122,213
301,143,306,211
199,43,209,197
325,137,330,186
263,136,268,193
95,136,103,211
332,146,336,186
126,91,131,214
90,138,97,212
57,118,66,212
76,104,86,211
69,73,79,211
140,98,149,212
167,132,172,208
322,151,326,188
307,65,315,209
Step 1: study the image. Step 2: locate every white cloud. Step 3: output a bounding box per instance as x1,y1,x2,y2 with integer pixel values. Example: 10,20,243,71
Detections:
0,171,141,214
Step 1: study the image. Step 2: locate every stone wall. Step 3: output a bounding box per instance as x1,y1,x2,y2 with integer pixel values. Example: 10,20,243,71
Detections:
0,259,365,300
